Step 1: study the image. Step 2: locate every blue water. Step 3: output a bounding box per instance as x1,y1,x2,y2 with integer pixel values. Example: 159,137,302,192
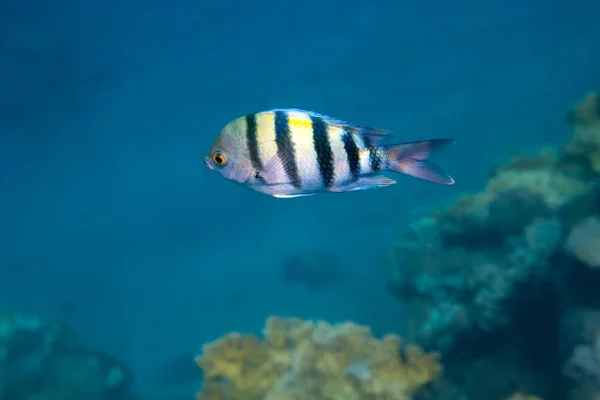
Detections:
1,0,599,394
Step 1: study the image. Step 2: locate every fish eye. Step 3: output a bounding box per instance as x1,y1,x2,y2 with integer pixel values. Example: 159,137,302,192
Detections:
212,151,227,167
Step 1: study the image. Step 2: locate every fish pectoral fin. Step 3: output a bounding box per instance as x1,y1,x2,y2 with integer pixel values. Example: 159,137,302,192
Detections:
332,175,396,192
257,150,296,185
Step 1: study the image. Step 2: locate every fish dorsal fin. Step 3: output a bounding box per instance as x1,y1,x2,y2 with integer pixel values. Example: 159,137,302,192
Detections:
342,125,392,146
270,108,393,145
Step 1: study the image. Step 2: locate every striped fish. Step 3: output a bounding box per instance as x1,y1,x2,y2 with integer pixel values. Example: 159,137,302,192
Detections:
204,108,455,198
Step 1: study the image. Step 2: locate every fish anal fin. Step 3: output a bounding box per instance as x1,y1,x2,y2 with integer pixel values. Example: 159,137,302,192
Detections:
332,175,396,192
273,193,315,199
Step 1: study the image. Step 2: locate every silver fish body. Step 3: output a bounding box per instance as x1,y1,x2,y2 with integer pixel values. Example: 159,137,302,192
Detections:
205,108,454,198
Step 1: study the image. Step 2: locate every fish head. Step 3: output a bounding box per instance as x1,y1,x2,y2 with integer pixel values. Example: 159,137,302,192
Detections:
205,123,254,185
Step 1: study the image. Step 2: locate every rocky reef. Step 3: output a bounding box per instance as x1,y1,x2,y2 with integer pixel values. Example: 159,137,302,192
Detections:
0,308,135,400
386,91,600,399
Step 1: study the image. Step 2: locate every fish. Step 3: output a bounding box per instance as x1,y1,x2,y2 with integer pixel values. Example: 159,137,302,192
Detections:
204,108,455,198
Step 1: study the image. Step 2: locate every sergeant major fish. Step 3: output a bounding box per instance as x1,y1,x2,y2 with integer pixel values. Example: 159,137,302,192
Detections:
204,109,455,198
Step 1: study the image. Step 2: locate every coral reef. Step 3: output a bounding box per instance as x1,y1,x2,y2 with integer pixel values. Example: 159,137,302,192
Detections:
563,341,600,399
386,91,600,399
565,216,600,269
0,308,134,400
195,316,441,400
506,394,543,400
563,92,600,176
389,213,562,350
560,309,600,400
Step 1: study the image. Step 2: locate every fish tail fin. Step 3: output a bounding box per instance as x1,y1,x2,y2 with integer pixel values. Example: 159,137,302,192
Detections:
382,138,455,185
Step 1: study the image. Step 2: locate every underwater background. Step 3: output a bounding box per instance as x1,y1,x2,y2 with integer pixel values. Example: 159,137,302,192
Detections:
1,0,600,399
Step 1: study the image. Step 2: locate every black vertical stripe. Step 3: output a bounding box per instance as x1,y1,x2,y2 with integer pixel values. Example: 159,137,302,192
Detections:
245,114,262,171
310,115,335,188
274,111,301,188
342,130,360,181
369,146,381,171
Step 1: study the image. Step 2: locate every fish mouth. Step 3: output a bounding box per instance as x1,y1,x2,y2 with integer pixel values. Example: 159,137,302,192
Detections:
204,157,214,171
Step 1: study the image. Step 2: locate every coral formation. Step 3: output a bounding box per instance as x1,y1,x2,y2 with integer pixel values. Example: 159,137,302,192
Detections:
389,214,562,349
195,316,441,400
563,92,600,175
386,91,600,399
506,394,543,400
0,308,134,400
561,308,600,400
564,216,600,269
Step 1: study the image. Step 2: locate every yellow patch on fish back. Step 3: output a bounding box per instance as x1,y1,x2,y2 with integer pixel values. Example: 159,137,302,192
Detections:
288,118,313,130
284,110,314,135
264,111,314,131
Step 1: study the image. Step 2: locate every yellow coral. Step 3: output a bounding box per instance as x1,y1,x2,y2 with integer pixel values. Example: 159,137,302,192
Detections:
196,332,281,400
195,317,441,400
